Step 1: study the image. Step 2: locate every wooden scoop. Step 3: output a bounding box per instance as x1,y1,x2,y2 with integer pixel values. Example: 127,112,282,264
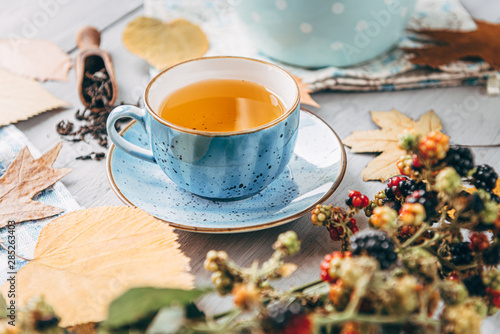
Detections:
75,26,118,112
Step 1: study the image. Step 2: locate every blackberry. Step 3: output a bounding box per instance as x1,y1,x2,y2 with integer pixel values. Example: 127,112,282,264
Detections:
483,244,500,265
34,316,60,331
444,146,474,176
350,230,397,269
262,301,308,333
449,242,474,265
473,164,498,192
406,190,438,218
470,193,485,213
399,179,426,197
463,275,486,296
490,192,500,204
384,176,408,200
382,199,402,213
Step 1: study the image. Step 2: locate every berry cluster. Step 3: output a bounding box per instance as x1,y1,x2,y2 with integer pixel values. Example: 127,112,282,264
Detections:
473,164,498,192
320,251,351,283
345,190,369,208
311,203,359,246
262,302,312,334
418,131,450,162
406,189,438,218
449,242,474,266
350,230,397,269
445,146,474,176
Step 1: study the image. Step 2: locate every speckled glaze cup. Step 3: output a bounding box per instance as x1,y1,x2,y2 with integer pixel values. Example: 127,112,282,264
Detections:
107,56,300,200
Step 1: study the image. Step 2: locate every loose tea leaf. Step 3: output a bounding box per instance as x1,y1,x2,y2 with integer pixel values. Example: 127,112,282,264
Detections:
292,75,320,108
0,68,69,126
82,67,113,109
75,152,106,161
122,17,209,70
405,20,500,70
0,39,71,81
0,206,194,327
56,100,136,159
0,142,71,226
343,110,443,182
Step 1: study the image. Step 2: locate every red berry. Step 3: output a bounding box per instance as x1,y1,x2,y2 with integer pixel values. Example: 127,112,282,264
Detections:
282,314,312,334
320,252,345,282
347,192,370,208
470,233,490,251
329,226,344,241
349,190,361,198
361,195,369,207
388,176,406,188
448,271,459,282
412,154,423,168
493,296,500,308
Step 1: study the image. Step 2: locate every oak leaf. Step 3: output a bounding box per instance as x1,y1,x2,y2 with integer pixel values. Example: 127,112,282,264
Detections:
0,67,69,126
0,39,72,81
343,109,443,182
122,16,209,70
0,206,194,327
405,20,500,70
0,142,71,226
292,75,320,108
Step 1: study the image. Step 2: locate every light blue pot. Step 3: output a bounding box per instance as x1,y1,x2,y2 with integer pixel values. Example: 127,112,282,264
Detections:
234,0,417,68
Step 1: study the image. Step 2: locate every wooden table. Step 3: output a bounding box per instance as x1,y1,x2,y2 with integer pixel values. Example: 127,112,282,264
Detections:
3,0,500,327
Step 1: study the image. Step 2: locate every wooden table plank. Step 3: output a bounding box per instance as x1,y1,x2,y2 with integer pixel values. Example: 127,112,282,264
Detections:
0,0,142,52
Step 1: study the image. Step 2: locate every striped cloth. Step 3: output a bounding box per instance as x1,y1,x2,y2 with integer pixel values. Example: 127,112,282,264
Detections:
0,125,81,284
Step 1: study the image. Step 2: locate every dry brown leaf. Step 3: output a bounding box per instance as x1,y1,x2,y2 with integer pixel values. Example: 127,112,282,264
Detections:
292,75,320,108
0,39,72,81
405,20,500,70
122,16,209,70
67,323,97,334
343,109,443,182
0,67,69,126
0,142,71,226
0,206,193,327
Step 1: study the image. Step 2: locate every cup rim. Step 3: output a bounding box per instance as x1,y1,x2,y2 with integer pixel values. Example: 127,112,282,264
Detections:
144,56,300,137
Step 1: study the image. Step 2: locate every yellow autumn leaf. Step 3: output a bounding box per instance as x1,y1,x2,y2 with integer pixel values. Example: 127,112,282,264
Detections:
343,109,443,182
0,67,69,126
0,206,193,327
122,16,209,70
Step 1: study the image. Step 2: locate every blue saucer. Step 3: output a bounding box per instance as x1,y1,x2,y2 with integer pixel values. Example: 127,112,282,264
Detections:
106,109,346,233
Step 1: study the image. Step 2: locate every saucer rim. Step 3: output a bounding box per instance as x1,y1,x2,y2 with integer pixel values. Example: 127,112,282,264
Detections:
105,108,347,233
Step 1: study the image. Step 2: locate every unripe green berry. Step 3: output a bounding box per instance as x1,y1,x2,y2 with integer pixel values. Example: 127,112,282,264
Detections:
483,269,500,290
398,130,419,151
206,250,218,261
276,231,300,255
441,281,468,305
204,260,218,272
436,167,462,196
217,251,228,261
481,201,499,223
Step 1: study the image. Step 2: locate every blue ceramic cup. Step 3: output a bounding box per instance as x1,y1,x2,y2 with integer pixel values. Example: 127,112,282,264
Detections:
107,56,300,200
234,0,417,67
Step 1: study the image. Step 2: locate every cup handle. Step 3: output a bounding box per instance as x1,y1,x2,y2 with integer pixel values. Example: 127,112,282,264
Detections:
106,105,156,164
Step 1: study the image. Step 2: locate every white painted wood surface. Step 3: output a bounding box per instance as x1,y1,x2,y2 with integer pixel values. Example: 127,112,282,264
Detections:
2,0,500,329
